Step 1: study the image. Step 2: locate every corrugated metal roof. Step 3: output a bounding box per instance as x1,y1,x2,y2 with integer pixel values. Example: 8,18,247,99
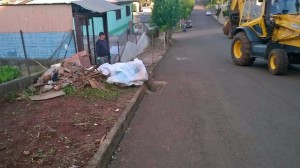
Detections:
27,0,121,13
106,0,134,3
72,0,121,13
27,0,72,4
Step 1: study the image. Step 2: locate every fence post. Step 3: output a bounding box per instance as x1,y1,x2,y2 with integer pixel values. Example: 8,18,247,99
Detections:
64,31,73,59
72,30,77,53
92,18,96,65
136,34,138,44
117,41,120,62
20,30,31,75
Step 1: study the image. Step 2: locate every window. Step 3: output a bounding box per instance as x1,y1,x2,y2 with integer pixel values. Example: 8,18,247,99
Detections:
271,0,300,15
126,6,131,16
241,0,262,23
116,9,121,20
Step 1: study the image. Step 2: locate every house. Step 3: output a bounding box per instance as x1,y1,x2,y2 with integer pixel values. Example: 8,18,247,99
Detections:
106,0,134,36
0,0,134,65
80,0,135,63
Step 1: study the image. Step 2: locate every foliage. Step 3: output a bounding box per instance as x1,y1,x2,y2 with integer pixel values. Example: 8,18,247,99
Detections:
0,66,21,84
63,86,76,95
151,0,180,31
78,87,119,100
133,3,137,12
179,0,195,19
216,8,222,16
23,87,38,97
222,10,229,17
63,83,119,100
139,0,145,6
4,92,18,102
138,0,152,6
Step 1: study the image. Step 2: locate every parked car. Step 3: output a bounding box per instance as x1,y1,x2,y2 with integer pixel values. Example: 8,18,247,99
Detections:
185,20,192,28
206,10,212,16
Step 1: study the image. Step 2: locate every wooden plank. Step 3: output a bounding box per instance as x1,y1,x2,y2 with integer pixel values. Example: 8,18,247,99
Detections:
29,90,65,101
88,79,107,91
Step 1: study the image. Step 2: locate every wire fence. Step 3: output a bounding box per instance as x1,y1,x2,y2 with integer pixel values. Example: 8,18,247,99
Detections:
85,22,149,65
0,30,76,77
109,22,149,63
0,23,150,79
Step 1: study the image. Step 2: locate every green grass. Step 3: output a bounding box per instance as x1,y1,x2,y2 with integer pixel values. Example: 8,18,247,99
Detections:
23,87,37,97
78,88,119,100
63,86,76,95
4,91,18,102
3,81,123,103
63,83,120,100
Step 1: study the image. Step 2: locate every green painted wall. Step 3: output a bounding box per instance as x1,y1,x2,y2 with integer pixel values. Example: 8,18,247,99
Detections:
107,4,132,35
82,4,132,36
82,17,104,36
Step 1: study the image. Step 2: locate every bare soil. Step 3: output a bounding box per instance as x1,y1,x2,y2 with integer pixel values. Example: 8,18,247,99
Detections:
0,87,137,168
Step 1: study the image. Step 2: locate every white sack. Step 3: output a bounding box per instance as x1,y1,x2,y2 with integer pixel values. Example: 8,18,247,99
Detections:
97,58,148,86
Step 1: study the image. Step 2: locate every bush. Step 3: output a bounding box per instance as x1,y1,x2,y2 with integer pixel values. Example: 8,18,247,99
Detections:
216,8,221,16
222,10,230,17
0,66,21,84
133,4,137,12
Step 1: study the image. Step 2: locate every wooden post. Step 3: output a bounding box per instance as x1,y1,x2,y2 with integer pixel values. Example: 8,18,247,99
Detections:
74,15,84,52
92,17,96,64
103,13,111,64
85,18,92,64
164,31,166,50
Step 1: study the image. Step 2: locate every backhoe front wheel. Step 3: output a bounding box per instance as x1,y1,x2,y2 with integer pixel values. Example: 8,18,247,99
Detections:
231,32,255,66
268,49,289,75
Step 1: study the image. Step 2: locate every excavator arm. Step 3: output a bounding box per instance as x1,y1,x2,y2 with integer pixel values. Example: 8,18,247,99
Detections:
223,0,245,38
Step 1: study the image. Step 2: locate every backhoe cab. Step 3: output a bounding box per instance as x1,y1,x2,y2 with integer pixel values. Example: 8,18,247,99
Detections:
225,0,300,75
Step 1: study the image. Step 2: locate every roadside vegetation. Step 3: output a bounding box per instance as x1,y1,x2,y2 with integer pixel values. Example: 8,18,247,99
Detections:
0,66,21,84
151,0,195,45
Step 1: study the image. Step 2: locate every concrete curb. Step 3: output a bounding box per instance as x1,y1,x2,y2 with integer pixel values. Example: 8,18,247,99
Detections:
0,71,44,96
87,85,147,168
211,15,225,25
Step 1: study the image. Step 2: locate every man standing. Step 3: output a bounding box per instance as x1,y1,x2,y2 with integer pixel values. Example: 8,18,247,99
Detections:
96,32,110,65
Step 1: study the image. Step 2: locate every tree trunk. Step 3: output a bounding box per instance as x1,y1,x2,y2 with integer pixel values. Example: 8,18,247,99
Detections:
165,29,173,45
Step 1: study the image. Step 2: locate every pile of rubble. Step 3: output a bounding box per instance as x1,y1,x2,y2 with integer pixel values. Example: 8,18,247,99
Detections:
28,58,108,101
28,50,148,100
34,61,106,93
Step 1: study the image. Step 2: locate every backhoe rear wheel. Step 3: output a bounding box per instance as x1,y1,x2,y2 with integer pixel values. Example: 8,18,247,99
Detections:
231,32,255,66
268,49,289,75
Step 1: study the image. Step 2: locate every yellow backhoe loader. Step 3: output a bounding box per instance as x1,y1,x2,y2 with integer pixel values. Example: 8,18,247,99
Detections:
224,0,300,75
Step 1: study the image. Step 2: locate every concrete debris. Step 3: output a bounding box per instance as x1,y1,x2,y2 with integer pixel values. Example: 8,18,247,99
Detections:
64,50,91,68
31,51,107,100
94,139,101,144
41,85,53,93
23,151,30,156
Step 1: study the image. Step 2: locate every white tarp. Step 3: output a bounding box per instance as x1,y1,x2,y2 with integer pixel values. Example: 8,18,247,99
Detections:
137,32,149,55
97,58,148,86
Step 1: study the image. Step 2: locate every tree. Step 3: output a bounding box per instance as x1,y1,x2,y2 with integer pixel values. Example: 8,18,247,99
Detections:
179,0,194,19
151,0,180,45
